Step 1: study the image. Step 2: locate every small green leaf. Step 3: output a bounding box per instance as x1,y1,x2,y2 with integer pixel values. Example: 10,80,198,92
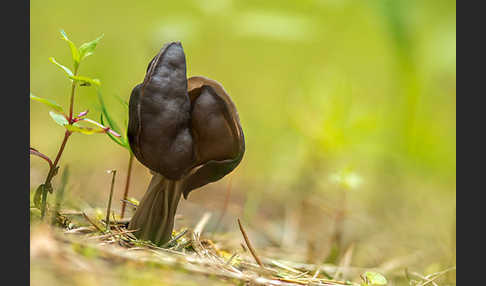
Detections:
79,34,104,61
361,271,387,286
49,111,69,126
30,93,64,113
60,29,80,68
65,124,104,135
69,75,101,86
49,57,73,77
100,113,127,148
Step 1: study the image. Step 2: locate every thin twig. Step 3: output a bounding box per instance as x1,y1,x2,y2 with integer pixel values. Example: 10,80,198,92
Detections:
312,264,322,279
224,253,238,266
105,169,117,231
237,218,265,270
64,226,94,234
161,229,188,248
290,271,309,279
89,229,139,240
59,210,84,215
271,260,302,274
120,199,137,208
420,266,456,286
82,212,103,232
407,271,438,286
333,243,354,280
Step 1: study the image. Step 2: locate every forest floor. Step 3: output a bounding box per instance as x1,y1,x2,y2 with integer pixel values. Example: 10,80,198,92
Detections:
30,207,455,286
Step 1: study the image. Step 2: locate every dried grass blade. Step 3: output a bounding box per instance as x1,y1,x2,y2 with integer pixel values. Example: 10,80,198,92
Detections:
237,218,265,271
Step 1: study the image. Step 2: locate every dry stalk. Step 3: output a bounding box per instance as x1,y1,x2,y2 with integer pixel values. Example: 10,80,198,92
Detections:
82,212,103,232
162,229,188,248
237,218,266,271
333,243,354,280
194,212,212,236
105,169,117,231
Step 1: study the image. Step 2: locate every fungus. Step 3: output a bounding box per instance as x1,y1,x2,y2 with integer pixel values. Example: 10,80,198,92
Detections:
127,42,245,245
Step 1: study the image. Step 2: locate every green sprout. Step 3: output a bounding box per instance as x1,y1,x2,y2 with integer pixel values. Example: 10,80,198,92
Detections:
30,30,120,220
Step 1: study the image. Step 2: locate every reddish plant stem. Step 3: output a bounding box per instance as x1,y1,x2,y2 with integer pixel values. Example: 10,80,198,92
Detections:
41,130,72,219
120,152,134,218
52,131,71,171
47,64,77,184
40,64,79,220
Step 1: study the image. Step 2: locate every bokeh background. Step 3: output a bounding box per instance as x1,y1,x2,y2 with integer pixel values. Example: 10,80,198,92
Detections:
30,0,456,280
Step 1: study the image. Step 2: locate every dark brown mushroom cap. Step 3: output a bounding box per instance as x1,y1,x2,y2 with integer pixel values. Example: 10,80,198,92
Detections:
127,42,245,197
182,76,245,198
128,42,193,180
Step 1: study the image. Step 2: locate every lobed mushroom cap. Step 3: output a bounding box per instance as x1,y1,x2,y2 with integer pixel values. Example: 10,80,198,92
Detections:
128,42,245,198
128,42,193,180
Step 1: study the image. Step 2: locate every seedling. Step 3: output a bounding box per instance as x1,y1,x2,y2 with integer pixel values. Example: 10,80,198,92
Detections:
30,30,120,220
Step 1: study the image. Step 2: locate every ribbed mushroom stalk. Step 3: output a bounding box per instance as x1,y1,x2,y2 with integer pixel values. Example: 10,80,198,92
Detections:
127,42,245,246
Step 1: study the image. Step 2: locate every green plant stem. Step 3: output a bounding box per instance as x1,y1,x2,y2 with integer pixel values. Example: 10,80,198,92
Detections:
120,152,134,218
68,66,79,122
40,130,72,219
40,64,80,220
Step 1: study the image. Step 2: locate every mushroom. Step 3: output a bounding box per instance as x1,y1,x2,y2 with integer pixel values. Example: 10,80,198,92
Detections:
127,42,245,245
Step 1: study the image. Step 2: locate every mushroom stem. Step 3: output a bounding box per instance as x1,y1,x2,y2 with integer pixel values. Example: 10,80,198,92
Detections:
128,173,183,246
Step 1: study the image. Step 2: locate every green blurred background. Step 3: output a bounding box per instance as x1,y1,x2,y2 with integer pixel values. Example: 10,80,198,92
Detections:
30,0,456,277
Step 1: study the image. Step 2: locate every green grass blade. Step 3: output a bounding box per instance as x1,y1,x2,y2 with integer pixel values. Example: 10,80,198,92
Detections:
97,89,121,133
101,113,127,148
